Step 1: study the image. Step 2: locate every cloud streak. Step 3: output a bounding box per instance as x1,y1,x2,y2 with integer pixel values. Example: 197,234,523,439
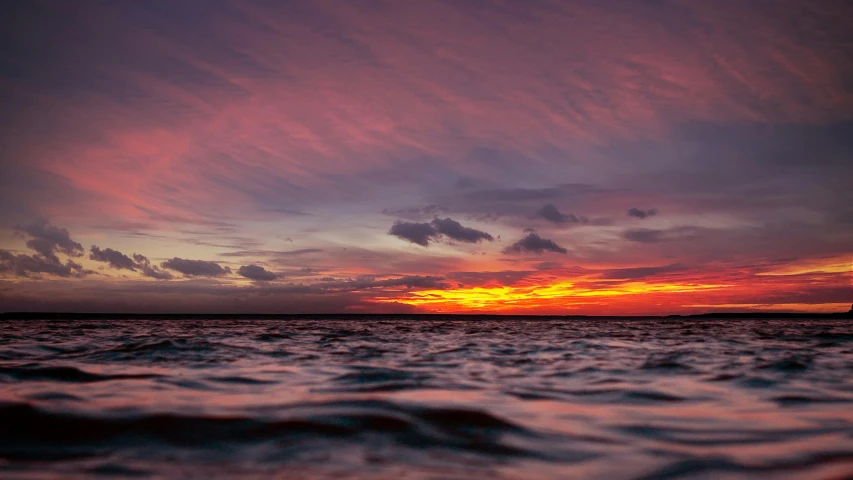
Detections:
161,258,232,277
538,204,585,224
627,208,658,220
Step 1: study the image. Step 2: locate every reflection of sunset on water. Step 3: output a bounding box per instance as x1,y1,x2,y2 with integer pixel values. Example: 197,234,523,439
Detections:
3,318,852,478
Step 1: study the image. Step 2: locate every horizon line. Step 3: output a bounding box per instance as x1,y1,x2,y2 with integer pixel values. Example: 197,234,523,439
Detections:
2,311,851,319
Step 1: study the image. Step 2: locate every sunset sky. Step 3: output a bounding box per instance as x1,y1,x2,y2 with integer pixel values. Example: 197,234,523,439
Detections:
1,0,851,314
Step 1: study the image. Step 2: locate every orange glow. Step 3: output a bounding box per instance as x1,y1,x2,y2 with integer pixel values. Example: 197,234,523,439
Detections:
755,256,851,276
378,280,732,312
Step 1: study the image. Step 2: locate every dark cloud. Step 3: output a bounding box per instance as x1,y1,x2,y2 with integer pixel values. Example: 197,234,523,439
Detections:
90,246,136,270
88,245,174,279
627,208,658,219
621,226,706,244
538,204,585,224
161,258,231,277
1,221,90,278
388,221,437,246
366,275,447,289
238,264,278,281
600,264,685,280
504,233,568,254
388,217,493,246
623,228,665,243
16,220,84,261
132,254,173,280
0,249,88,278
240,274,448,294
430,217,493,243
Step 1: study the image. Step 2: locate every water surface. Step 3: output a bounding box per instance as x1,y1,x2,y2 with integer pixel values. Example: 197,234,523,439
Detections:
1,317,852,479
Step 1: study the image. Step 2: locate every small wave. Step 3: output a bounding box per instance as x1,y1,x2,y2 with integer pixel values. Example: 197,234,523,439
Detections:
325,367,433,392
206,375,277,385
757,355,812,372
24,392,83,402
771,394,850,406
0,365,161,383
617,424,844,447
512,387,687,404
0,400,548,463
736,375,779,389
82,338,248,364
814,331,853,342
621,390,686,403
641,353,692,371
254,332,293,342
707,373,740,381
85,463,151,477
635,451,853,479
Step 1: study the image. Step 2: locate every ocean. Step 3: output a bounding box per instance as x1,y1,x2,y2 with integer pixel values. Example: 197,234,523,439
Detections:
1,316,852,479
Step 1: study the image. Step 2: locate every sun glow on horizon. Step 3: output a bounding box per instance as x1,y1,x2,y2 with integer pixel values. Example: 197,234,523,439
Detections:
379,280,733,312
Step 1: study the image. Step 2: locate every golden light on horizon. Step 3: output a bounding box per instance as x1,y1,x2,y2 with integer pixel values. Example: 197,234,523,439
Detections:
380,280,733,311
754,256,851,277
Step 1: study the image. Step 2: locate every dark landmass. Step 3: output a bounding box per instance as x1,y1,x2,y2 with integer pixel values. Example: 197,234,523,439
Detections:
1,311,851,320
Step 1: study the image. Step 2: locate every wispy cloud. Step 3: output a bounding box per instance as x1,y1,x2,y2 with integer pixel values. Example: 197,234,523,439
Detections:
161,258,232,277
1,1,851,313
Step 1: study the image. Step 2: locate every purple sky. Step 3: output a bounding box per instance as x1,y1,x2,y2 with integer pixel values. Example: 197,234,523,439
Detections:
1,0,851,314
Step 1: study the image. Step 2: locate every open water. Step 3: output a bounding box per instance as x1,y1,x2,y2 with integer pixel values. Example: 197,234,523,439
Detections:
1,317,852,479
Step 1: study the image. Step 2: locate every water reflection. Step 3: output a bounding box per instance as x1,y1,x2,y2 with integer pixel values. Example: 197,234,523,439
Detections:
1,318,852,478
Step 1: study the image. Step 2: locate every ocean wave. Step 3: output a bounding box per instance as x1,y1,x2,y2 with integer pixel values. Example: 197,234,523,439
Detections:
1,318,852,478
0,399,553,462
0,364,162,383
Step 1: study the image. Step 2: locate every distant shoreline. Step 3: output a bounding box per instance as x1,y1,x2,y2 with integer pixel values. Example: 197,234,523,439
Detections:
1,311,851,320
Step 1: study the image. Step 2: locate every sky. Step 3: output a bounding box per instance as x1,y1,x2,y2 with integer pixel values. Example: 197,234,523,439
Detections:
1,0,852,314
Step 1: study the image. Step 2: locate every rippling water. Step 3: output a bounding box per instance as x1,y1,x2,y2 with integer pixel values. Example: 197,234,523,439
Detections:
1,317,853,479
